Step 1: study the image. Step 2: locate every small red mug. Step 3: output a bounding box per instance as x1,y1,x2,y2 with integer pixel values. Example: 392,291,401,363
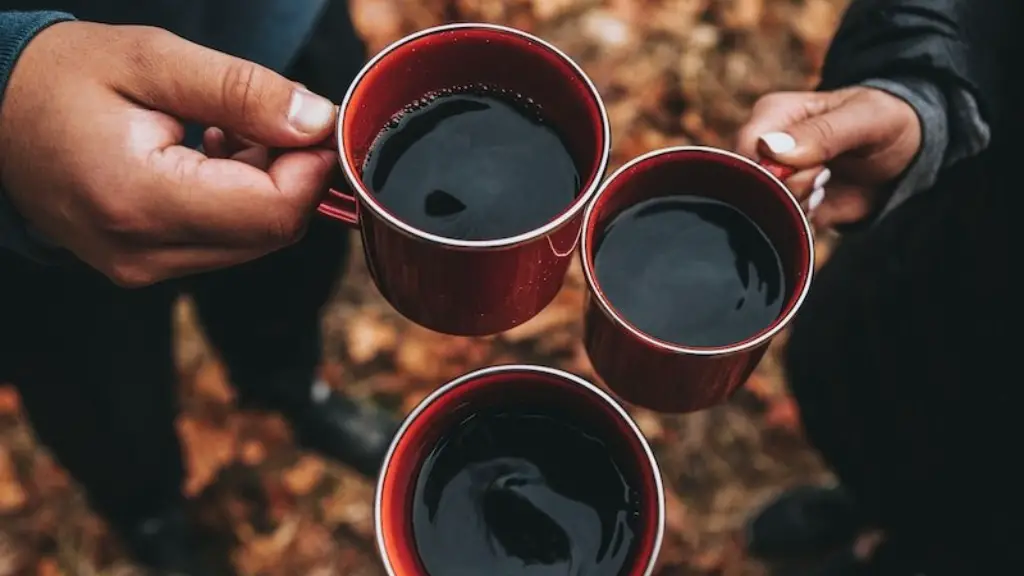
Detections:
317,23,610,336
580,146,814,413
375,364,665,576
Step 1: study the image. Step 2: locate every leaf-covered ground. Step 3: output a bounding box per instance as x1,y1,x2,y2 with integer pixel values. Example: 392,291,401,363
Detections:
0,0,850,573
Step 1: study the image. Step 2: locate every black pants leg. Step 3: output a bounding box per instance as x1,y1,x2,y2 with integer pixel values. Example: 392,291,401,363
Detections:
0,251,182,527
190,217,350,411
784,163,1009,574
1,209,350,531
190,0,364,408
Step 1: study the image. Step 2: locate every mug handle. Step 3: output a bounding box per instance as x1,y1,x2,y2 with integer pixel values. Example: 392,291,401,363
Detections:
758,159,796,181
317,187,359,226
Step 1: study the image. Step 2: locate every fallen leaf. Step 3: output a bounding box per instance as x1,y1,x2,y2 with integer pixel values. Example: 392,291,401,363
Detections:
345,314,398,365
282,456,326,497
177,416,237,497
0,446,26,514
239,441,266,466
192,360,235,405
0,386,20,416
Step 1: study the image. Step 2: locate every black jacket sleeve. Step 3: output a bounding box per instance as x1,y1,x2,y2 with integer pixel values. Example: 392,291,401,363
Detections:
817,0,1019,225
819,0,1018,129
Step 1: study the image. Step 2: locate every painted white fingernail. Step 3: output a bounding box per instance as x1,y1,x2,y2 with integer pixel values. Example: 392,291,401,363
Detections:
808,187,826,212
813,168,832,189
759,132,796,154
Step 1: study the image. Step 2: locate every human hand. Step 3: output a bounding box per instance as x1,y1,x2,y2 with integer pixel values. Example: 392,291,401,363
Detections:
736,87,921,228
0,21,339,287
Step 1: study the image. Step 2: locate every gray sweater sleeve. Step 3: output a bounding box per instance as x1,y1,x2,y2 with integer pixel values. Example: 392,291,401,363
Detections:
0,11,76,261
860,77,991,221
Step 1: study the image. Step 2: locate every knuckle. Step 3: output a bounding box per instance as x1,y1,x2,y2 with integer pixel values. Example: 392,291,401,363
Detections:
119,27,181,102
221,60,264,123
270,210,308,246
122,26,174,72
807,117,837,158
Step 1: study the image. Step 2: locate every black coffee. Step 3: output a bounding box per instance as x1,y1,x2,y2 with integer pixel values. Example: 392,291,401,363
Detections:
412,408,641,576
361,87,580,241
594,196,786,348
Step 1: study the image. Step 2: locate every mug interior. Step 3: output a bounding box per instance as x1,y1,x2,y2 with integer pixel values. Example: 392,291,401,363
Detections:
582,147,813,351
376,365,662,576
340,25,608,237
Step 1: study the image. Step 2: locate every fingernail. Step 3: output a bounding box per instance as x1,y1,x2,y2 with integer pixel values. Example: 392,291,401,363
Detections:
808,187,826,211
813,168,832,190
288,89,335,134
760,132,796,154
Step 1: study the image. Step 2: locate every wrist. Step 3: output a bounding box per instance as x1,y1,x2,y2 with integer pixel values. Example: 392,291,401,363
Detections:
0,12,77,261
857,78,948,222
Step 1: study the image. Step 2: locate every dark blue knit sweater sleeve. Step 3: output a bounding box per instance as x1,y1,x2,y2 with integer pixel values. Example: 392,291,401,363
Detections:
1,11,76,261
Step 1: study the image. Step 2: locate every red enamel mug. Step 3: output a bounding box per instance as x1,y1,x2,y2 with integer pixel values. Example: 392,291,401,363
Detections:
317,23,610,336
375,364,665,576
580,146,814,413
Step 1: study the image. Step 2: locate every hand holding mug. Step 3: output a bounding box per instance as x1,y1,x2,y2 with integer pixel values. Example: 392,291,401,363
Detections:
735,87,922,228
0,21,338,286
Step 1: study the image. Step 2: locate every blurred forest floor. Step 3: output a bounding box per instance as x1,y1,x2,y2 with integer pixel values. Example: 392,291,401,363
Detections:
0,0,849,574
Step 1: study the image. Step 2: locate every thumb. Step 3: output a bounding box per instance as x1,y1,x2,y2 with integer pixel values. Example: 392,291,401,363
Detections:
757,93,879,169
119,28,336,147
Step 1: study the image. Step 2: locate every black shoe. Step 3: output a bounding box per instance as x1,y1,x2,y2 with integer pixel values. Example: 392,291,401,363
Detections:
746,485,866,560
286,383,399,478
116,506,215,576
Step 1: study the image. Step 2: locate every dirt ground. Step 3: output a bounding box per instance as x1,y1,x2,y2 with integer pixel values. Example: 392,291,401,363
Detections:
0,0,850,574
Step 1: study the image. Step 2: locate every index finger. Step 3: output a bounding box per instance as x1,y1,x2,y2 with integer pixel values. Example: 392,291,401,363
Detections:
734,92,823,160
143,145,336,248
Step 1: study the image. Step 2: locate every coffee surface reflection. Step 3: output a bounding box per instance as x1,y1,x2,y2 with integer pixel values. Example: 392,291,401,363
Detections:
412,410,641,575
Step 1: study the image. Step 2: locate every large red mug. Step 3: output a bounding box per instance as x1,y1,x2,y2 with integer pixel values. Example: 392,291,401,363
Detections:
375,364,665,576
580,146,814,413
317,23,610,336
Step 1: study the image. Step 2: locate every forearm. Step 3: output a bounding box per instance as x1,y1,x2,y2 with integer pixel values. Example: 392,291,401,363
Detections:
1,10,76,260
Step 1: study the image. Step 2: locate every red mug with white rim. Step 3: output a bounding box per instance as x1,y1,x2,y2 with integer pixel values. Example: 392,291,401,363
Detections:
375,364,665,576
316,23,610,337
580,146,813,413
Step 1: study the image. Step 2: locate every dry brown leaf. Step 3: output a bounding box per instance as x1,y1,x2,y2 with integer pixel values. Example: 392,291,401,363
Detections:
239,440,266,466
632,408,666,441
663,483,691,537
282,456,326,497
718,0,765,30
531,0,579,22
31,453,69,496
36,557,60,576
401,388,432,416
321,478,374,538
232,516,300,575
192,360,235,405
0,446,26,514
345,314,399,365
501,294,580,342
0,533,28,574
350,0,404,53
291,522,336,562
764,397,802,435
393,333,437,381
0,386,19,416
177,416,237,497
